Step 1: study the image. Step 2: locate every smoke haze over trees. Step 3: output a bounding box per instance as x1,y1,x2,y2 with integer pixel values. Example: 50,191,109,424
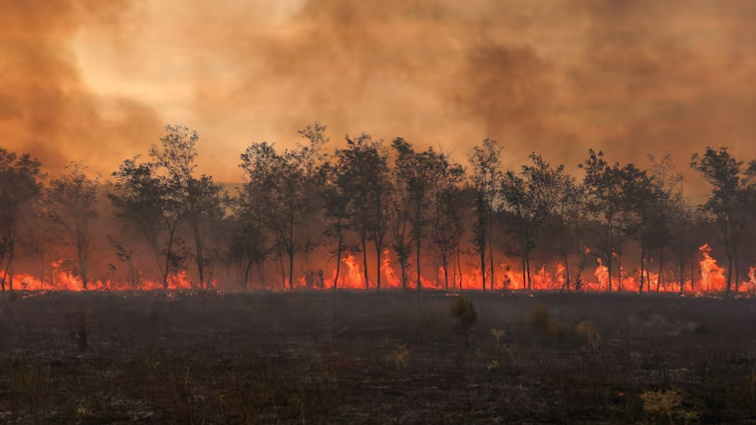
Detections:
0,123,754,293
3,1,756,183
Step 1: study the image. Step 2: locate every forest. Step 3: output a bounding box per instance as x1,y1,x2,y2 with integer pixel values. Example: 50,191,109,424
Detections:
0,123,754,294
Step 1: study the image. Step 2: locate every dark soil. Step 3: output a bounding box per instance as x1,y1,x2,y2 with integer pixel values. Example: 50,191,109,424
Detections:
1,290,756,424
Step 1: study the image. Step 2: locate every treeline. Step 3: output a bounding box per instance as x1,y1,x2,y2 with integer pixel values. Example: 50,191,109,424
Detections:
0,123,754,292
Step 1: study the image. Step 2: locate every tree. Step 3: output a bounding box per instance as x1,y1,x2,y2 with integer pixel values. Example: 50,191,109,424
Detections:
110,125,216,289
227,194,269,290
319,159,351,289
500,153,564,289
0,148,42,291
241,143,298,289
336,134,390,289
150,125,224,289
429,152,465,290
581,149,624,291
550,174,586,291
46,162,99,290
392,139,462,291
389,139,414,289
468,139,502,290
691,147,755,292
617,163,659,292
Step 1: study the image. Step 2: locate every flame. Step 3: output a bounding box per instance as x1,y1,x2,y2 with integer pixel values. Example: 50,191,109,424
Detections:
593,258,609,290
699,243,726,292
0,261,197,291
2,242,753,295
382,250,400,288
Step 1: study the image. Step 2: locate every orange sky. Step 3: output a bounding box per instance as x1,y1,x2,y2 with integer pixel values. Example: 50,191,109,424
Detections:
1,0,755,182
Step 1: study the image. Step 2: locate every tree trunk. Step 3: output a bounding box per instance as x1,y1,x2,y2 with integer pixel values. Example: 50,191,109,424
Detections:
361,234,369,289
526,254,532,290
639,246,646,293
456,240,463,290
606,256,613,292
163,227,176,290
416,235,422,292
561,249,570,291
656,249,664,292
488,218,495,290
374,237,384,291
193,217,204,289
243,259,252,290
333,233,343,289
278,245,285,289
617,252,623,292
442,253,449,290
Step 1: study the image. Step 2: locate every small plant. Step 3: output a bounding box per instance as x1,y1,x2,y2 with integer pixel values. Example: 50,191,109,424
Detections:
575,320,600,349
527,304,576,341
11,359,49,421
450,295,477,348
67,311,89,353
640,387,700,425
382,343,410,370
528,304,550,333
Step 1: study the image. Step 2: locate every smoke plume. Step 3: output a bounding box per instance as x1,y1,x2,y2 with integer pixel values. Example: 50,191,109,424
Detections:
2,0,756,180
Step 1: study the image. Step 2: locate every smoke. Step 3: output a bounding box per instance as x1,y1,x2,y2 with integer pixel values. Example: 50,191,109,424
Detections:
3,0,756,181
0,0,162,176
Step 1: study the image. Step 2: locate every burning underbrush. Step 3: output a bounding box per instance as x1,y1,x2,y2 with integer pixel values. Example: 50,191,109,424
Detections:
1,244,754,295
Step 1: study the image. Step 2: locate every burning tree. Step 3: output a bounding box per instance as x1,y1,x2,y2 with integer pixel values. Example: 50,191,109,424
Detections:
691,147,756,292
335,134,391,290
239,125,324,290
110,125,221,289
499,153,565,290
468,139,502,290
0,148,42,291
46,162,99,290
581,149,625,291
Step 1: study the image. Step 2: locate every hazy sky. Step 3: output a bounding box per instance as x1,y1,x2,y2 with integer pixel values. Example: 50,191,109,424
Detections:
2,0,755,181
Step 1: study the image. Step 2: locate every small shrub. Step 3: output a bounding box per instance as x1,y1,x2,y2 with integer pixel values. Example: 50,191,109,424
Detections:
575,320,600,349
450,295,477,349
11,359,49,420
382,343,410,370
450,295,477,331
67,312,89,353
528,304,551,334
640,387,700,425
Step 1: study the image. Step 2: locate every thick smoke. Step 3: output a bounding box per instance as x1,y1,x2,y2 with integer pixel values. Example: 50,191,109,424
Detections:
2,0,755,180
0,0,162,175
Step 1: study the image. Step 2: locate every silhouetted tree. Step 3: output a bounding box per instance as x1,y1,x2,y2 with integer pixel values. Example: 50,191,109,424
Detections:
46,162,99,289
336,134,390,289
468,139,502,290
691,147,756,292
500,153,565,289
0,148,42,291
581,149,623,291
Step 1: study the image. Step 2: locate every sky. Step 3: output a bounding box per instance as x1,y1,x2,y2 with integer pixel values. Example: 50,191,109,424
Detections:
2,0,756,182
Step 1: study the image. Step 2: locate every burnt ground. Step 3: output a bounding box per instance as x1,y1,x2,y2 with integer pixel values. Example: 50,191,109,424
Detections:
1,291,756,424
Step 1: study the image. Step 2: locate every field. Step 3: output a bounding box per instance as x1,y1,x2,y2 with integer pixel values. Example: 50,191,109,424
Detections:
1,291,756,424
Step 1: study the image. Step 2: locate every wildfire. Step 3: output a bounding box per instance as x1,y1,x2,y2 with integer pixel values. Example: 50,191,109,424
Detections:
699,243,726,292
0,262,197,292
1,243,753,295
